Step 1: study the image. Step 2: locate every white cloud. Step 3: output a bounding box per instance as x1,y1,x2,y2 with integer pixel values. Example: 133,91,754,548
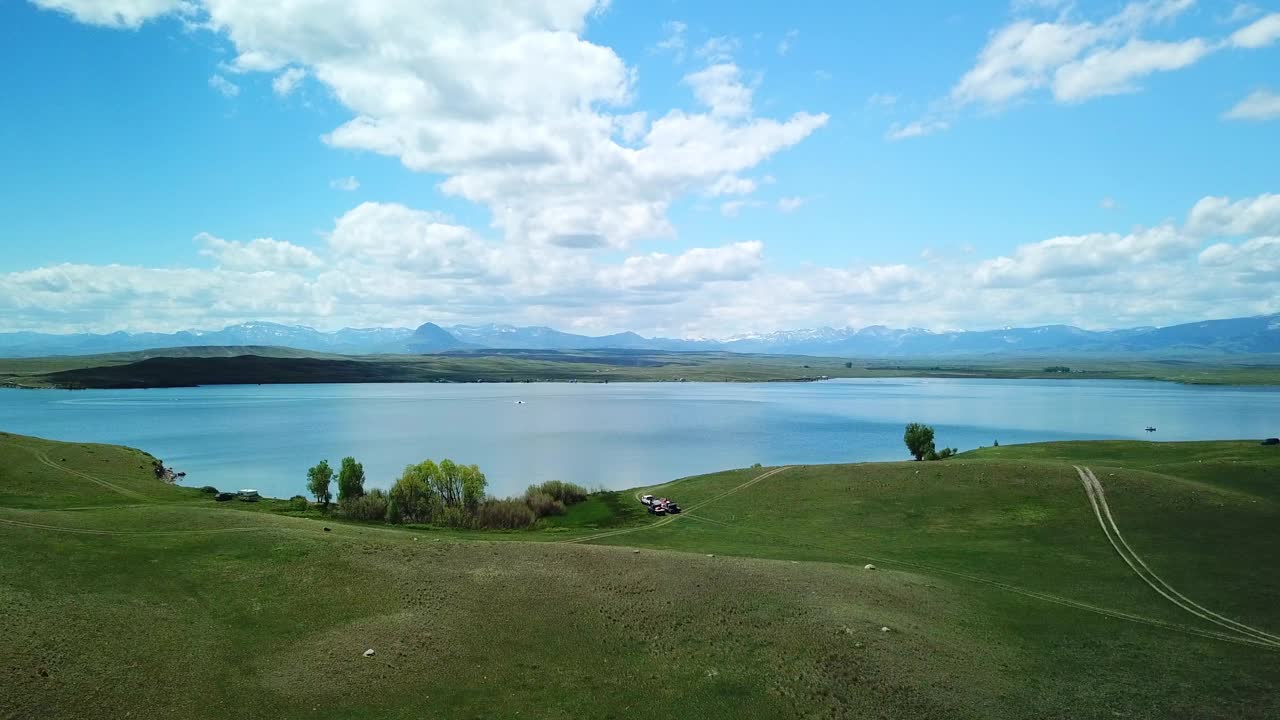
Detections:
886,119,949,140
329,176,360,191
597,242,763,291
720,200,751,217
1225,4,1263,23
196,233,321,271
696,36,740,63
1230,12,1280,47
1100,196,1118,210
208,73,240,98
272,67,305,96
777,29,798,56
1187,194,1280,237
5,194,1280,335
30,0,189,28
867,93,898,107
655,20,687,60
707,175,757,196
1053,38,1210,101
777,197,806,213
327,202,499,279
1224,89,1280,120
1198,236,1280,283
951,18,1107,106
684,64,753,117
35,1,827,254
184,0,821,251
951,1,1217,108
973,225,1197,288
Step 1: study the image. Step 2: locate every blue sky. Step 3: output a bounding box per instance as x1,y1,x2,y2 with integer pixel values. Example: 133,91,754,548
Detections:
1,0,1278,336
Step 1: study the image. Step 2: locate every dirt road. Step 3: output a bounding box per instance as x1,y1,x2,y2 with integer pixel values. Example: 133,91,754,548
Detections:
1075,465,1280,649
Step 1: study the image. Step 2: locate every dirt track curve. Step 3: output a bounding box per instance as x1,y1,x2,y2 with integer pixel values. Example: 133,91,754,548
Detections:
1075,465,1280,649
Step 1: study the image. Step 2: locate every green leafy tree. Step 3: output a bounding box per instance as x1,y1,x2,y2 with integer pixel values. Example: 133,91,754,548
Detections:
903,423,936,461
434,459,462,508
390,462,440,523
460,464,487,510
337,456,366,502
306,459,334,506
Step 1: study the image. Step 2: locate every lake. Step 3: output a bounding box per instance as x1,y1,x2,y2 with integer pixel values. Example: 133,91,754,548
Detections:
1,379,1276,499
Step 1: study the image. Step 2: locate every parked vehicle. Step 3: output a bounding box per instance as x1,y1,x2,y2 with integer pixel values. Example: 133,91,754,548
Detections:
214,492,235,502
640,494,655,506
664,501,681,514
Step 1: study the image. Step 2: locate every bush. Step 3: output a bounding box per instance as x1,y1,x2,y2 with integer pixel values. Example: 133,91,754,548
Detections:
750,462,763,469
289,495,309,511
524,490,566,518
530,480,588,506
338,488,389,522
436,505,474,529
200,485,219,494
476,499,536,530
924,447,957,461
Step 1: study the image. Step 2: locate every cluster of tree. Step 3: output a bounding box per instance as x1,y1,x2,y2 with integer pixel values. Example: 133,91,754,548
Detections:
387,459,488,526
305,457,365,507
903,423,956,461
304,456,589,530
1042,366,1072,373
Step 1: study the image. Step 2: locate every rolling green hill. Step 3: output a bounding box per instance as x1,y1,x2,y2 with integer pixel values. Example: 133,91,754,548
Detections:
2,433,1278,718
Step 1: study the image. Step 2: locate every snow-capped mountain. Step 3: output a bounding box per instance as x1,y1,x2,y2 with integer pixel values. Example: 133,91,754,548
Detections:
1,313,1277,358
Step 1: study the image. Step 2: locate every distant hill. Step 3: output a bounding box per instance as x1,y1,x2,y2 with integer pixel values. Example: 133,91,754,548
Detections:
1,314,1278,359
406,322,475,353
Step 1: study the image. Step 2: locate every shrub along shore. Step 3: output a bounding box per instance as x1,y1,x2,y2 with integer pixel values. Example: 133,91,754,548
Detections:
302,455,589,530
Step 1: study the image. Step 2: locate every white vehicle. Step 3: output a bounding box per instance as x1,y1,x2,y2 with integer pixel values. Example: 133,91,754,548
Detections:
640,494,655,506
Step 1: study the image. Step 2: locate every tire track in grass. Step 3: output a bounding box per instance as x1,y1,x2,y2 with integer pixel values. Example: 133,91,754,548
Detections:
9,442,151,502
689,498,1280,651
576,464,1278,650
0,516,262,536
1075,465,1280,649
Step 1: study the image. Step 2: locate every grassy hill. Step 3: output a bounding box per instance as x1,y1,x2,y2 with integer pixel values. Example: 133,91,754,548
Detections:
1,433,1278,718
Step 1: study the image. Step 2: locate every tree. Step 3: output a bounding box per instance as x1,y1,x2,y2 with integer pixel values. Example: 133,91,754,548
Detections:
460,464,487,510
433,459,462,508
337,456,366,502
306,459,333,506
903,423,936,461
390,462,439,524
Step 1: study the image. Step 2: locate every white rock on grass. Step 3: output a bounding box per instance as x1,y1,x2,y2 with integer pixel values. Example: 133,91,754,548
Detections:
363,649,376,657
880,626,890,633
864,564,876,570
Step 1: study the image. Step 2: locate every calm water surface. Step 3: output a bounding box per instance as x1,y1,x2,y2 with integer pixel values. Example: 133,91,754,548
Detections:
1,379,1275,498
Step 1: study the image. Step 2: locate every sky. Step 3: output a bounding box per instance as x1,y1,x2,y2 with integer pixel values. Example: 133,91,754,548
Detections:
1,0,1278,337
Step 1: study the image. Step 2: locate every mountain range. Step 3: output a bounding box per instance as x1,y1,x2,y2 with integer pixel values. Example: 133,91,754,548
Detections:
1,314,1278,359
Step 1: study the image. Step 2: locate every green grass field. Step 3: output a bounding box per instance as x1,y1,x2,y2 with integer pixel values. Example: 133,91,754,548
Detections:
2,432,1278,718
